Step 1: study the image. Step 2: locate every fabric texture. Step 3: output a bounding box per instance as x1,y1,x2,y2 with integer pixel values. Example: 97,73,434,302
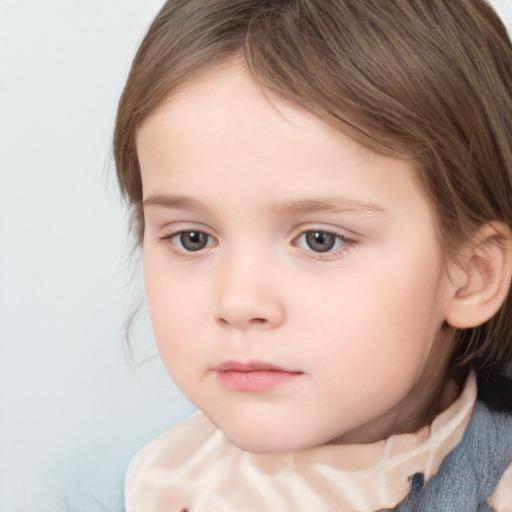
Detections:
390,401,512,511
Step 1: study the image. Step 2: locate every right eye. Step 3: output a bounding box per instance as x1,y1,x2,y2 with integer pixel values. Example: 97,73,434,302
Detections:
295,230,348,253
167,230,215,252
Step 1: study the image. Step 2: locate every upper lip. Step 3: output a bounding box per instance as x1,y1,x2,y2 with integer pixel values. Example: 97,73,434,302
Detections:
213,360,302,373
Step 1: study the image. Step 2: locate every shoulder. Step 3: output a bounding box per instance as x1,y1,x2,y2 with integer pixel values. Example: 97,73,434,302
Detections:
476,369,512,510
475,373,512,510
472,400,512,512
489,461,512,512
471,371,512,511
124,411,219,512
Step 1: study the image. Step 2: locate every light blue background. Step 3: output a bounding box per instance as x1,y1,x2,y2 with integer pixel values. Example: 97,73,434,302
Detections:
1,1,511,511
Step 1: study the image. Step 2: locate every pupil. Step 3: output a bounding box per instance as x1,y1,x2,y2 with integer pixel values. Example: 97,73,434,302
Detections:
306,231,335,253
181,231,207,251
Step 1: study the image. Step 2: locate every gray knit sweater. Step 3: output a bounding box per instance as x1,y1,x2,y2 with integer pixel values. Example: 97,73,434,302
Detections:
384,401,512,511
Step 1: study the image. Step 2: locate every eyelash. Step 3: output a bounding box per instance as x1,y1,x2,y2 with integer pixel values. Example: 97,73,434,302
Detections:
159,228,356,260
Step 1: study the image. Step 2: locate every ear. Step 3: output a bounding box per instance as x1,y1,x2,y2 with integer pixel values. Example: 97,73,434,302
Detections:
445,222,512,329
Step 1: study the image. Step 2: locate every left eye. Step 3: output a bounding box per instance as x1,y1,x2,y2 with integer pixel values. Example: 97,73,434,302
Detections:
170,230,215,252
296,230,347,253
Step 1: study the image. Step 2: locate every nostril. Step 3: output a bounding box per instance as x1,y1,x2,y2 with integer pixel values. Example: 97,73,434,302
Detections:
250,318,267,325
216,316,268,327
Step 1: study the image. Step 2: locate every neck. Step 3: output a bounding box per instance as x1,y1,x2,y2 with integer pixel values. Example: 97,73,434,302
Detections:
333,328,463,445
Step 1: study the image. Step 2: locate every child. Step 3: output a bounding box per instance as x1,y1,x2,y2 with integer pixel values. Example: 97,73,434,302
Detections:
114,0,512,510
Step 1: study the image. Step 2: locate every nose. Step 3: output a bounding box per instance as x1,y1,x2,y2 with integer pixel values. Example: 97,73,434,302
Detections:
214,252,285,330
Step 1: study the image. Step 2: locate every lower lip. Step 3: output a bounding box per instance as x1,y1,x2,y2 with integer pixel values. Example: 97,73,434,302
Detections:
216,370,302,391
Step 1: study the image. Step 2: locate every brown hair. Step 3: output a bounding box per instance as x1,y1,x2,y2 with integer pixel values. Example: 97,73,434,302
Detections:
114,0,512,372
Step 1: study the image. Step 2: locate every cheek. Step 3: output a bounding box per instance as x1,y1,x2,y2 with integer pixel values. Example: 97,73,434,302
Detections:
294,247,445,371
299,273,444,420
143,256,209,366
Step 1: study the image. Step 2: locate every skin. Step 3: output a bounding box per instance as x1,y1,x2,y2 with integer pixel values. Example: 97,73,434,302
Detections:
137,61,460,454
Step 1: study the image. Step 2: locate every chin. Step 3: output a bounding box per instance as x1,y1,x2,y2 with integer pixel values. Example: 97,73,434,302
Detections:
220,422,324,455
227,433,299,455
201,403,331,454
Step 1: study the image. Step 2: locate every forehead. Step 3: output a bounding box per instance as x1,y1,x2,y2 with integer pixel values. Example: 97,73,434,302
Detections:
136,61,432,224
137,61,354,158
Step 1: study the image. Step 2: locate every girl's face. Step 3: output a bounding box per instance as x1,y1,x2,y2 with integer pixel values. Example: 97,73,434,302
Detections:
138,62,457,454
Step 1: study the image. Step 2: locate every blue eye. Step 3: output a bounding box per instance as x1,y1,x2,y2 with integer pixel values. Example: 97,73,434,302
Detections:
170,231,215,252
297,230,347,253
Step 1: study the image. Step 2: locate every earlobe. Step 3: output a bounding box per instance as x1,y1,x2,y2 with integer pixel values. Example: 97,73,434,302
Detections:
445,222,512,329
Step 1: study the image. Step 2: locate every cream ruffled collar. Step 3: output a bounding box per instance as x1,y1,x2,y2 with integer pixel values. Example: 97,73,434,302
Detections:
125,374,476,512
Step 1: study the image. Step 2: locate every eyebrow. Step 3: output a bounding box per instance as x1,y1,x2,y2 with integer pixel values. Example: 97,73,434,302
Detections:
275,197,389,216
143,194,208,213
142,194,389,216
